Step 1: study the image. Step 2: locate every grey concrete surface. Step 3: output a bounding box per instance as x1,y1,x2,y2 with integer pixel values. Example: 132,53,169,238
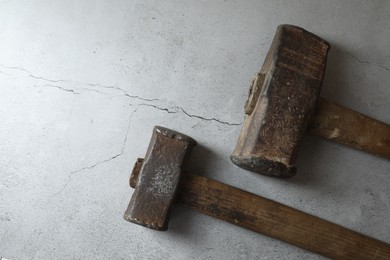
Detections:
1,0,390,259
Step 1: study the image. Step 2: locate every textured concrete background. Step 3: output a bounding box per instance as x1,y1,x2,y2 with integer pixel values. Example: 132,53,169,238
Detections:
1,0,390,259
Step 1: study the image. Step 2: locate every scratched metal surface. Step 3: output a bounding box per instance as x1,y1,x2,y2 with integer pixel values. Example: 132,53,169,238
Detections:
1,1,390,259
124,126,195,230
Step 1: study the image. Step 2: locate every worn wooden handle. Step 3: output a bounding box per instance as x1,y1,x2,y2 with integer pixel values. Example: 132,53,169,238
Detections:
309,98,390,160
130,158,390,259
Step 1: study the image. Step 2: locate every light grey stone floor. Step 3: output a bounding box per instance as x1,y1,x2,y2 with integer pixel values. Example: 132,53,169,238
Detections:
1,1,389,259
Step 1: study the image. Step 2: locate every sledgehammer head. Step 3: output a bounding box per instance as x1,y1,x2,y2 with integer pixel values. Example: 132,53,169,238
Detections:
231,25,330,178
124,126,196,230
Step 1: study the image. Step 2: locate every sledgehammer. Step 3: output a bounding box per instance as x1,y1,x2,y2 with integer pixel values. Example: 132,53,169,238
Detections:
124,126,390,259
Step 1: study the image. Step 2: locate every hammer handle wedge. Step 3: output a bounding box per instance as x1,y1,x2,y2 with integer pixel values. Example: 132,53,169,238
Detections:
130,158,390,259
309,98,390,160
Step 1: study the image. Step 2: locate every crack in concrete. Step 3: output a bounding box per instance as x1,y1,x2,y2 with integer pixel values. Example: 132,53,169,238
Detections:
2,64,241,126
49,108,136,200
0,65,70,83
346,52,390,71
134,103,176,114
34,84,81,95
1,64,164,102
34,82,241,126
124,94,160,102
177,106,240,126
133,103,241,126
84,83,160,101
50,153,122,199
34,84,105,95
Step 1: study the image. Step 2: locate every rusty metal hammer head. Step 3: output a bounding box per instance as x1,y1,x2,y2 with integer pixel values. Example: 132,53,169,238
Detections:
123,126,196,230
231,25,330,178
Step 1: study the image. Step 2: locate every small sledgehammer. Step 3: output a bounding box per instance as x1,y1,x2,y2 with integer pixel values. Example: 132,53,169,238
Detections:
124,126,390,259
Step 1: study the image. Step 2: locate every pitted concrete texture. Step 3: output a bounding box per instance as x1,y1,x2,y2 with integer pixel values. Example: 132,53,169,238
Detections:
1,1,390,259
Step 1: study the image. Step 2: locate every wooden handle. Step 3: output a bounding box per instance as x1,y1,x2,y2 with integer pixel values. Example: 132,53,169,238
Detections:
130,159,390,259
308,98,390,160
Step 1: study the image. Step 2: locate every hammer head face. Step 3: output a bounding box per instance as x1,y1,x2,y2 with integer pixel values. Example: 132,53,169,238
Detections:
231,25,330,178
124,126,196,230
